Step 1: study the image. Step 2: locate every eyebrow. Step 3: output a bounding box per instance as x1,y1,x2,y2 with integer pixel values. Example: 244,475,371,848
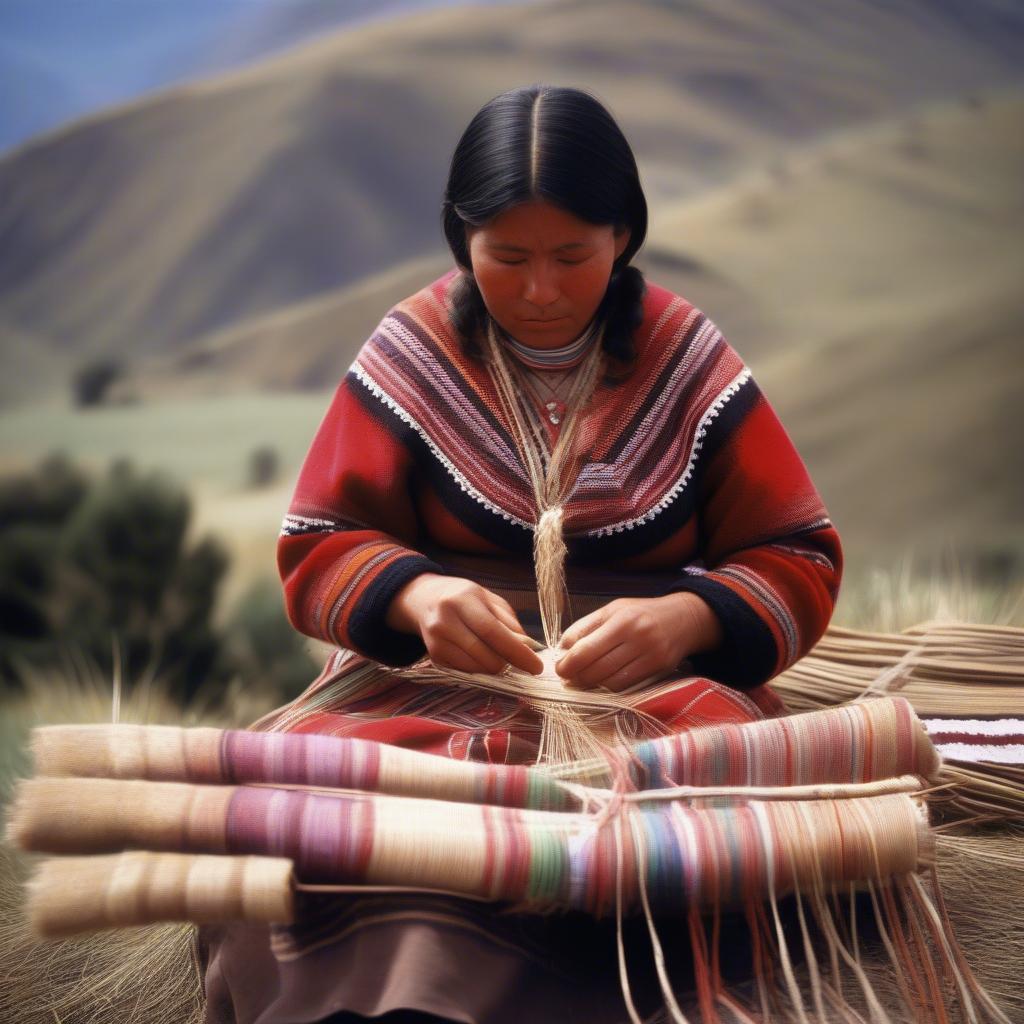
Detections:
486,241,591,253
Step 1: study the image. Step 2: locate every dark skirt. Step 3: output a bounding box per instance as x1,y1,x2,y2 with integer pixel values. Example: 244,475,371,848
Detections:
193,888,820,1024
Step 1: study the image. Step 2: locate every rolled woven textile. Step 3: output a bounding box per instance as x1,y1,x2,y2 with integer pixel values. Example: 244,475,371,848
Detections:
771,622,1024,825
25,851,294,937
8,711,1008,1023
7,775,931,915
27,696,939,813
608,693,941,789
29,721,578,811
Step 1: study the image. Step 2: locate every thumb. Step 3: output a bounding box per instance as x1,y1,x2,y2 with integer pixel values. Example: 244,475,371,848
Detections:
560,610,604,648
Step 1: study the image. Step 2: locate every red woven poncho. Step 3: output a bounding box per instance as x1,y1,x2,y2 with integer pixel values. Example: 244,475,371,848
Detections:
274,268,843,754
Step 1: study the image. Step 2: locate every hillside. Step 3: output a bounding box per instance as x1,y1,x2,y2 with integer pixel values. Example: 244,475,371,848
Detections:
646,89,1024,567
1,0,1022,406
2,88,1020,592
115,88,1024,572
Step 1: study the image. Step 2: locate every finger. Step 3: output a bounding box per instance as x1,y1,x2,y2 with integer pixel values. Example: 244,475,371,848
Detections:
428,637,494,675
430,614,511,675
562,641,634,690
457,605,545,676
481,593,544,654
456,625,516,676
559,609,605,649
555,618,626,678
593,654,658,693
483,593,529,637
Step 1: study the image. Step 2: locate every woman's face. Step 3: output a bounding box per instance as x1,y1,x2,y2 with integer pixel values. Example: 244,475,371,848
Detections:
465,200,631,349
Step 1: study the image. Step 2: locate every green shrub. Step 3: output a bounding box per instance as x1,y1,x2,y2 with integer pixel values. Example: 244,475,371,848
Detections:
220,575,320,702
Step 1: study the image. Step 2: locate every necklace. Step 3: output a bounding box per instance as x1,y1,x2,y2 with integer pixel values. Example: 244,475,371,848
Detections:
482,318,606,650
520,367,575,425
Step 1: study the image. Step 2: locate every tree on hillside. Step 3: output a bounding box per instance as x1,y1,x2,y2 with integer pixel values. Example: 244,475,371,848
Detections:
0,453,89,684
247,444,280,489
0,452,319,706
72,357,124,408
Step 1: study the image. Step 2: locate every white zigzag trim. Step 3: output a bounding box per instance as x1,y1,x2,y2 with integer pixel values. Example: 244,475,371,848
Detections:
352,362,534,531
586,367,753,538
280,513,345,535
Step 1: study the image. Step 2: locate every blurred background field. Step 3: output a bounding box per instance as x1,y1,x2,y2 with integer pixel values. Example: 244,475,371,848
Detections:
1,0,1022,718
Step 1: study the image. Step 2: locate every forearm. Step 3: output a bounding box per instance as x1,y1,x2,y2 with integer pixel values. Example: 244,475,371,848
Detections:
277,370,447,667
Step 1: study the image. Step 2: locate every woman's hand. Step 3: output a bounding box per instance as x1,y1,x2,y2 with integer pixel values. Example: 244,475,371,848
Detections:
386,572,545,676
553,593,724,692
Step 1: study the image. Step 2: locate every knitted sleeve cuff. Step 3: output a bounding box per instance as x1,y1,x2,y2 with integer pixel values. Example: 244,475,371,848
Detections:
662,574,779,690
347,554,449,668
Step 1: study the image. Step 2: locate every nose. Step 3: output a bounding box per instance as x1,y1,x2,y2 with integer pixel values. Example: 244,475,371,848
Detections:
522,264,561,308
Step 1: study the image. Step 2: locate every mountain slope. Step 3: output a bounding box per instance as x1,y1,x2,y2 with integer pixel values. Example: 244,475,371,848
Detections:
1,0,1022,405
127,88,1024,568
646,89,1024,565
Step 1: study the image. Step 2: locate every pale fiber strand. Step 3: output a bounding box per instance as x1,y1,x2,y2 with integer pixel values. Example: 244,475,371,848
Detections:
477,318,622,765
482,317,604,649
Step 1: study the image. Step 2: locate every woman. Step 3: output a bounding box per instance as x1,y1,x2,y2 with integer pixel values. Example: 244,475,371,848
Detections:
197,85,842,1024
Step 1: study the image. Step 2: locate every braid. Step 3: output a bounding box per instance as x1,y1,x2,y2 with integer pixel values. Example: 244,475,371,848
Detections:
596,264,646,385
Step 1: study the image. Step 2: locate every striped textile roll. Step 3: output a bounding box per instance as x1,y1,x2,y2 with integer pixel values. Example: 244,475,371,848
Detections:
27,696,939,813
771,622,1024,824
26,852,294,937
8,775,930,916
29,721,578,811
622,694,939,789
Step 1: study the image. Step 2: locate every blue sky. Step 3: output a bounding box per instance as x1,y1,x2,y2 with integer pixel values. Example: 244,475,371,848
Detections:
0,0,535,153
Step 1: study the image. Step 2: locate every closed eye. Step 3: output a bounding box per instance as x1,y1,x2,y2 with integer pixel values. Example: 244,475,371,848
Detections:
496,258,585,266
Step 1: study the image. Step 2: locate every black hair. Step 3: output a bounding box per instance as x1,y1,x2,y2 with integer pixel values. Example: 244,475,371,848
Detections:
440,84,648,383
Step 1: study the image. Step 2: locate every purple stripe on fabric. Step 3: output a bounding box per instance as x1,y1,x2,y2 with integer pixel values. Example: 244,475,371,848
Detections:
222,731,385,789
226,787,375,883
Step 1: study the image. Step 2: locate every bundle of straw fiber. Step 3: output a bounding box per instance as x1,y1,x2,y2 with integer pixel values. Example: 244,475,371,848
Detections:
5,694,1014,1023
771,621,1024,826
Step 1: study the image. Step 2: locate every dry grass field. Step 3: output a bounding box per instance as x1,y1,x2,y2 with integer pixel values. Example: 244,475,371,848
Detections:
1,572,1022,1024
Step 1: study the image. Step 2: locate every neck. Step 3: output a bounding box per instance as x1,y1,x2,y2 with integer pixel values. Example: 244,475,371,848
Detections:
495,316,602,371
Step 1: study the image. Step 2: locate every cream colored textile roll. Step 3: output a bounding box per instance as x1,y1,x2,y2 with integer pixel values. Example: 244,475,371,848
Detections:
29,722,572,811
26,852,294,937
30,723,223,781
7,777,232,853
